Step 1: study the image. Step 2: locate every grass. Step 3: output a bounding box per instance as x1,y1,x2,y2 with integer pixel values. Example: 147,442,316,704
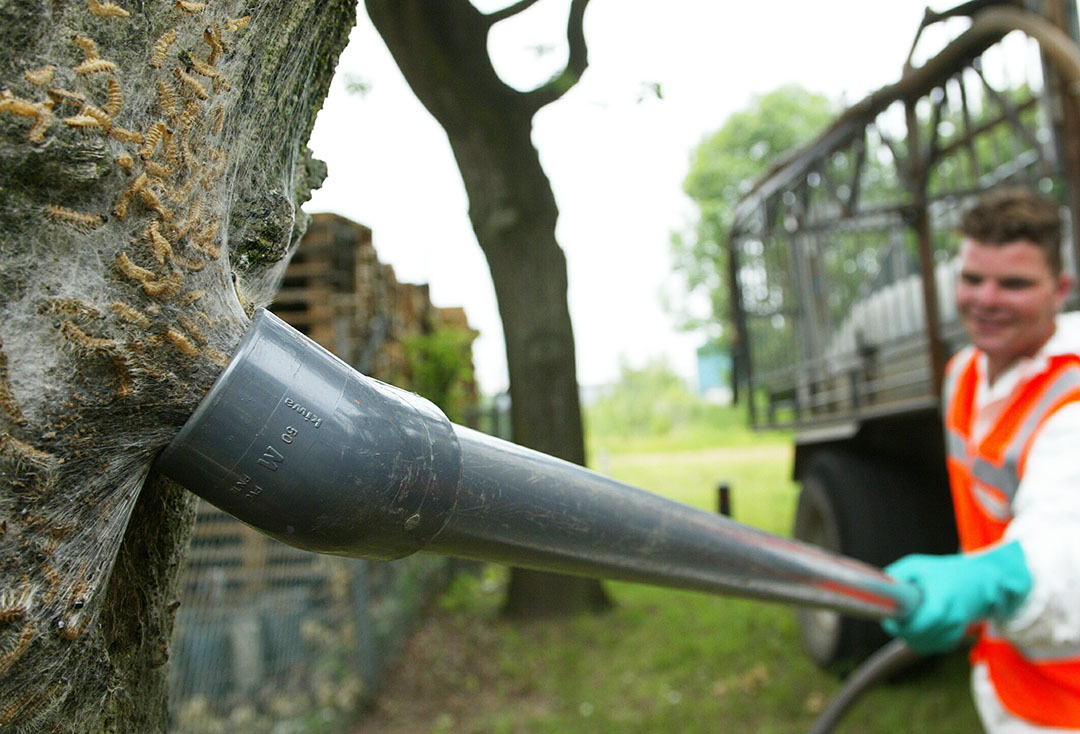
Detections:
363,403,981,733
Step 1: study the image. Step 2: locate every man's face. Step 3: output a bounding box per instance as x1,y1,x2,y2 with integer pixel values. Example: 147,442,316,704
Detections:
957,237,1072,377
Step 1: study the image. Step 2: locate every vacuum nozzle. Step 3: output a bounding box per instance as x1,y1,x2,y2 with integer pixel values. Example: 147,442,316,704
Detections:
156,309,920,620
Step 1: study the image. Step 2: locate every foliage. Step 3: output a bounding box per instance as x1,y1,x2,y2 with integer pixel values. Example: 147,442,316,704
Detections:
584,359,772,456
401,326,477,424
670,85,835,346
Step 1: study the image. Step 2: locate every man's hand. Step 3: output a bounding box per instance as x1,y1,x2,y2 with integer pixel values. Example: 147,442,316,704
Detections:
882,541,1033,655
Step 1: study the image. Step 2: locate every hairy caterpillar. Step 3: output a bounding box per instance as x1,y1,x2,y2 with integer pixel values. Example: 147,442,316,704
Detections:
156,79,179,118
108,125,142,144
23,65,56,86
203,23,224,65
45,87,86,108
73,34,100,61
42,205,106,233
174,67,208,100
110,302,150,329
103,76,123,117
203,347,229,367
150,29,178,69
142,271,183,300
37,298,100,318
225,16,251,32
144,220,174,264
176,0,206,13
114,153,134,172
115,251,155,282
58,321,116,353
0,92,53,143
0,343,26,425
165,329,199,358
138,121,167,159
87,0,130,18
74,58,117,75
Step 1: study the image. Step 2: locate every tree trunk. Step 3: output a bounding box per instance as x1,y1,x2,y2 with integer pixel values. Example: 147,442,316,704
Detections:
0,1,355,730
366,0,610,617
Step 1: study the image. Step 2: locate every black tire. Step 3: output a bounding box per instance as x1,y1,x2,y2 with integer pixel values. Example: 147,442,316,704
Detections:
793,448,955,671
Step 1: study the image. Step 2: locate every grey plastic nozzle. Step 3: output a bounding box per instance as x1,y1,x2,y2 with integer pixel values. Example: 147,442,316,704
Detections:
158,308,920,621
155,308,461,558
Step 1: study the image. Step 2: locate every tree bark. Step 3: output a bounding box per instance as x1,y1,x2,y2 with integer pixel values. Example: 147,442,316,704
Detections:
0,1,355,730
366,0,610,617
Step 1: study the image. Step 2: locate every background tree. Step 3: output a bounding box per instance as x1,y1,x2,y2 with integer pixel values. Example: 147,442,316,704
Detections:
0,1,354,730
670,85,834,356
365,0,609,616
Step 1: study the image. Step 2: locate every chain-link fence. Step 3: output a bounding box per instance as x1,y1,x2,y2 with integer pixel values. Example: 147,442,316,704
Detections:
168,503,459,734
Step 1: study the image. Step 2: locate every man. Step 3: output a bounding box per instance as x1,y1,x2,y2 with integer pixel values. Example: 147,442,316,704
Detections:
884,187,1080,732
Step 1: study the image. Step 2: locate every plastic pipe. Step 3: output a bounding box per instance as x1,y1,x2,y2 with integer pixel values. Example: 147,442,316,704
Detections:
156,309,920,621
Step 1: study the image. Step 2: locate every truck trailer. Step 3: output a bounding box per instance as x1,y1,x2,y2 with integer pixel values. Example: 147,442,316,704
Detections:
726,0,1080,668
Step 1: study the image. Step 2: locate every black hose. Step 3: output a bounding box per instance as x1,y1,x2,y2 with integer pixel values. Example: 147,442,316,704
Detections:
810,638,921,734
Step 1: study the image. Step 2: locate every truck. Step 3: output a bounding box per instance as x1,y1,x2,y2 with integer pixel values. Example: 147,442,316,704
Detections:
726,0,1080,669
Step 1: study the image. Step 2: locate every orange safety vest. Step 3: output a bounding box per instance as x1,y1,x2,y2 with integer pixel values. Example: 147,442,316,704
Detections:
943,348,1080,728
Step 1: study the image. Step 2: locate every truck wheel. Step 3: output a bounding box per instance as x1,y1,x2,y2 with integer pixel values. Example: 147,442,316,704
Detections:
793,450,930,671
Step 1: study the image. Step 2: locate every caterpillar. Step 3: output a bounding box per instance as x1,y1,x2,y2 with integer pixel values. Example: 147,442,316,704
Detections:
156,79,179,118
142,271,183,300
176,0,206,13
45,87,86,108
174,67,209,100
115,251,155,282
0,90,52,140
114,153,134,172
74,58,117,75
87,0,130,18
225,16,251,32
103,75,123,116
165,329,199,358
42,205,106,233
144,160,175,179
73,34,100,61
23,65,56,86
110,301,151,329
144,220,173,265
0,342,26,425
108,125,142,144
203,347,229,367
37,298,100,318
58,321,115,353
203,23,224,65
150,29,178,69
138,121,167,159
73,103,111,130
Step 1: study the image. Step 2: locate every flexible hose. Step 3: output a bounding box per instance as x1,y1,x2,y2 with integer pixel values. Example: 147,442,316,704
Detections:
809,638,921,734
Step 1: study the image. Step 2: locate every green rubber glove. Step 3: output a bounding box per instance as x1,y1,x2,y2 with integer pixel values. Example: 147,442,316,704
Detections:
882,541,1033,655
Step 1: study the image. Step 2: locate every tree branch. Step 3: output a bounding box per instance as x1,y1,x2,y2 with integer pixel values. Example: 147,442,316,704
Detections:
524,0,591,112
484,0,544,26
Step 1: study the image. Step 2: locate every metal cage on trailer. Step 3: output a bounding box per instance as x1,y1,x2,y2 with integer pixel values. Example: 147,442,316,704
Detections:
726,0,1080,668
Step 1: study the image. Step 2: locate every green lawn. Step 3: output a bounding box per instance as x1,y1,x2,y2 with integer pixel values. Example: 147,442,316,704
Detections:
381,416,981,734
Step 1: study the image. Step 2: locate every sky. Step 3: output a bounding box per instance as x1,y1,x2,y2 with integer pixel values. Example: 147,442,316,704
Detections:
304,0,957,395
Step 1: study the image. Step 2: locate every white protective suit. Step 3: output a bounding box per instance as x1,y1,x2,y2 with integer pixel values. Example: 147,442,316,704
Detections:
960,311,1080,733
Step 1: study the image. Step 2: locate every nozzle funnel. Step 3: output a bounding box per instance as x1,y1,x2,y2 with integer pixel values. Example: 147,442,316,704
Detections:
157,309,919,620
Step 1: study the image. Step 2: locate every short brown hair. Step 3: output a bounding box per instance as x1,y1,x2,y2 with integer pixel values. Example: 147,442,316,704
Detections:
960,187,1063,273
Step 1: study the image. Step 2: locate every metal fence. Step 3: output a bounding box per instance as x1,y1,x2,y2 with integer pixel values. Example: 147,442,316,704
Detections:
168,506,457,733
